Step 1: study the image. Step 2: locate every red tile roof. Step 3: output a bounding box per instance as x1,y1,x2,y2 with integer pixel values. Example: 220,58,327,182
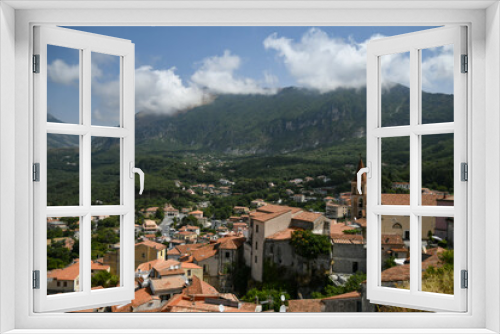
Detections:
322,291,361,301
288,299,323,312
381,194,440,206
381,264,410,282
381,234,404,245
217,236,245,249
266,228,302,241
292,212,324,223
150,276,186,292
47,262,79,281
136,239,166,251
192,244,217,262
186,276,219,295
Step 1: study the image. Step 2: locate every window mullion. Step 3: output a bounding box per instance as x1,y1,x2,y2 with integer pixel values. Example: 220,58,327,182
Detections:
409,47,420,294
81,47,92,294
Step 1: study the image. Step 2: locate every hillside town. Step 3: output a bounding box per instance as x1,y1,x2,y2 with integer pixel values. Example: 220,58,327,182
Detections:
46,158,454,313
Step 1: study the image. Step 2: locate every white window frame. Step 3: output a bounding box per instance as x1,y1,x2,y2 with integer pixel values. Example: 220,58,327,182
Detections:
0,1,498,333
366,26,467,312
33,26,136,312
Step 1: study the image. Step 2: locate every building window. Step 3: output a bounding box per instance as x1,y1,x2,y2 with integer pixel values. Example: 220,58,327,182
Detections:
393,223,402,229
255,256,258,264
187,269,191,276
255,241,258,250
225,252,230,258
256,225,259,233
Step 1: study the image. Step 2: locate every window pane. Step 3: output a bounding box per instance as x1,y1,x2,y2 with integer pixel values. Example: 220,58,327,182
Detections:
91,52,121,127
47,216,80,294
421,133,454,205
92,215,121,289
91,137,121,205
421,216,454,295
47,45,80,124
47,134,80,206
381,215,410,290
381,52,410,127
381,137,410,205
421,45,454,124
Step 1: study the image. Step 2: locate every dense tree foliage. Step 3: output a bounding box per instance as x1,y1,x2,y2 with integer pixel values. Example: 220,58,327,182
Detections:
290,230,331,260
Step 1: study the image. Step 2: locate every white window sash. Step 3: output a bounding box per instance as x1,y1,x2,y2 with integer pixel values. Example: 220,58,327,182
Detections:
366,26,467,312
33,26,135,312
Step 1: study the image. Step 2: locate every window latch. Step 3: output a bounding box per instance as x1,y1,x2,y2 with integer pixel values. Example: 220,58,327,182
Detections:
356,162,371,195
129,162,145,195
461,163,468,182
33,163,40,182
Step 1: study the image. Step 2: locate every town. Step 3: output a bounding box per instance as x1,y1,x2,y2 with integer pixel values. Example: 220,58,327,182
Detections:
46,158,454,313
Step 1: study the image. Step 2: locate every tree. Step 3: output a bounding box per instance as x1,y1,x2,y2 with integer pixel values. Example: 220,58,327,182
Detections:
156,208,164,221
91,270,119,288
290,230,331,260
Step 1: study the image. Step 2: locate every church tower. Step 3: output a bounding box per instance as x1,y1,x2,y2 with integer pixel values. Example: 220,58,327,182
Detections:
351,157,367,219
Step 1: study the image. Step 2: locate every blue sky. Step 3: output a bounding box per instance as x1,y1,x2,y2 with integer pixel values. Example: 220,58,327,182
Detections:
48,26,451,124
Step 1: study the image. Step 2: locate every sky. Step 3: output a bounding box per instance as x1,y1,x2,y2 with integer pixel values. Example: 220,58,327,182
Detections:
47,26,453,125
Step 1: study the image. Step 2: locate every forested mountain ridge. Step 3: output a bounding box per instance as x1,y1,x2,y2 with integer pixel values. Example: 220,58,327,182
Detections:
134,84,453,155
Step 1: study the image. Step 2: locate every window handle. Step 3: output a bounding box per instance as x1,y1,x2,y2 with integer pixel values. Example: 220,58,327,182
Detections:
356,162,371,195
130,162,145,195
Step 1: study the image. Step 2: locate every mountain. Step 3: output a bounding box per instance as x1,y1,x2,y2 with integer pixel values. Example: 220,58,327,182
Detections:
135,84,453,155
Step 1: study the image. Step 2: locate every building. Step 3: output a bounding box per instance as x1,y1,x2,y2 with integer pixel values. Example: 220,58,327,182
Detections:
292,194,306,203
144,207,159,218
188,210,203,219
47,262,80,294
246,204,332,282
143,220,158,233
135,240,167,270
163,205,179,218
326,202,349,219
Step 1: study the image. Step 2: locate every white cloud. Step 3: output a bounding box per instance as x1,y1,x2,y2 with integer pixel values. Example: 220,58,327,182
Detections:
191,50,277,95
264,28,454,94
135,65,209,115
47,59,79,85
263,28,369,93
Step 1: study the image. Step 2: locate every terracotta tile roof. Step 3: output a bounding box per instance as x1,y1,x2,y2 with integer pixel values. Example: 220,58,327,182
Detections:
179,226,187,232
131,288,154,308
267,228,302,241
356,218,367,228
150,276,186,292
91,262,110,271
331,234,365,244
192,244,217,262
381,234,404,245
145,207,159,212
135,239,167,251
217,236,245,249
178,231,196,236
154,259,181,275
111,303,133,313
186,225,200,230
381,264,410,282
186,276,219,295
181,262,202,269
381,194,440,206
322,291,361,301
159,268,185,277
173,244,205,256
47,262,79,281
288,299,323,312
257,204,302,215
330,223,357,237
164,206,179,212
167,248,181,256
189,210,203,215
292,212,324,223
144,219,158,227
250,210,288,223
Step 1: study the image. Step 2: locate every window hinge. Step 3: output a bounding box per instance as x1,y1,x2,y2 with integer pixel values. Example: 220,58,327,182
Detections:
33,163,40,182
33,54,40,73
461,54,468,73
33,270,40,289
461,270,468,289
461,162,468,181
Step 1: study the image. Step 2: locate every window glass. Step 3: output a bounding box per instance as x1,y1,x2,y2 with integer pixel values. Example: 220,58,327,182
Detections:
47,216,80,294
47,45,80,124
